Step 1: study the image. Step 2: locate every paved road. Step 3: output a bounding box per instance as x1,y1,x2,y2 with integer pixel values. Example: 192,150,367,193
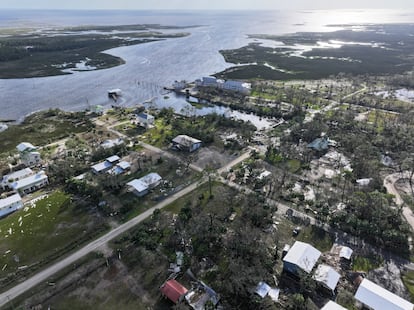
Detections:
0,180,205,307
384,172,414,231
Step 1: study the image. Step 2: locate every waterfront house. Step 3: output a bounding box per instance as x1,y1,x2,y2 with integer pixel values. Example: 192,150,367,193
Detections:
160,279,188,304
283,241,321,275
355,278,414,310
172,135,202,153
218,79,251,94
0,193,23,218
10,172,48,195
136,112,155,128
16,142,41,167
1,168,34,190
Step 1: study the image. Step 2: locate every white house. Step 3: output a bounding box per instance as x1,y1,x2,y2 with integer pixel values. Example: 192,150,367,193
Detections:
313,264,340,294
127,172,162,197
219,80,251,94
16,142,41,167
201,76,218,87
10,172,48,195
172,135,202,153
0,193,23,218
283,241,321,275
136,113,155,128
91,155,121,174
100,138,124,149
109,161,131,175
1,168,34,190
321,301,347,310
355,278,414,310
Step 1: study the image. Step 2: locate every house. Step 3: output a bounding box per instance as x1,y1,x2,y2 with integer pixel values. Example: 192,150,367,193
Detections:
172,135,202,153
255,281,280,301
16,142,41,167
109,161,131,175
283,241,321,275
313,264,341,295
321,301,347,310
355,278,414,310
218,79,251,94
10,171,48,195
356,178,372,186
200,76,218,87
185,281,220,310
1,168,34,190
160,279,188,304
136,112,155,128
91,155,121,174
127,172,162,197
0,193,23,218
100,138,124,149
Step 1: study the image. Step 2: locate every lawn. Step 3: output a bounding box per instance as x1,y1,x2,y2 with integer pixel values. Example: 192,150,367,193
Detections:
0,191,108,290
402,270,414,302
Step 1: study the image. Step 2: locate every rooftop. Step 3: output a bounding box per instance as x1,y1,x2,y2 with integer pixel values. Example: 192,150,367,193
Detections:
283,241,321,273
1,168,33,183
313,264,341,291
172,135,202,146
92,161,112,173
11,172,48,191
16,142,36,153
160,279,188,304
127,179,148,193
0,193,22,210
355,278,414,310
321,301,347,310
106,155,121,163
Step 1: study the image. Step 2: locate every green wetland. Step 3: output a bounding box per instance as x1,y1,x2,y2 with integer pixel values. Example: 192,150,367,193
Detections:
217,24,414,80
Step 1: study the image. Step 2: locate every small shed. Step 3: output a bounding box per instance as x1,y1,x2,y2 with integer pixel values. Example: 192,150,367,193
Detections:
160,279,188,304
339,246,353,260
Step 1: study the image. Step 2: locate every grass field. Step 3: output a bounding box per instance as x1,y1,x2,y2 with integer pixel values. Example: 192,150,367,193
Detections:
0,190,108,290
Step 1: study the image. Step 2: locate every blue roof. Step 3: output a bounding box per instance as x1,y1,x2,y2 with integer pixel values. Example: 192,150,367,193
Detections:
308,137,329,151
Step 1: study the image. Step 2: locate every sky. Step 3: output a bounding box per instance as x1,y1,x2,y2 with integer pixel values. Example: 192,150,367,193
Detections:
1,0,414,10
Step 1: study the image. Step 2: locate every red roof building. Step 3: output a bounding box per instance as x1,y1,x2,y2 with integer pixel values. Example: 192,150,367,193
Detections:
160,279,188,304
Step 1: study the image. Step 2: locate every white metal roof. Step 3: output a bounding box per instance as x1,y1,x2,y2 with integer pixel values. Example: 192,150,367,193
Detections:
255,281,271,298
339,246,353,260
313,264,340,291
106,155,121,163
117,161,131,170
92,161,112,172
172,135,202,146
0,193,22,210
283,241,321,273
321,301,347,310
139,172,162,187
127,179,148,193
1,168,33,183
355,278,414,310
11,173,48,190
16,142,36,152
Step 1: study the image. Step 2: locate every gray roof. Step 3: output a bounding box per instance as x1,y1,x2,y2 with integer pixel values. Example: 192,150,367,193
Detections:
283,241,321,273
355,278,414,310
339,246,353,260
313,264,340,291
0,193,22,210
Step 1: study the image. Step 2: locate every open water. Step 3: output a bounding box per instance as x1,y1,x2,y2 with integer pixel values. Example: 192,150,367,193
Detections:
0,9,413,123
